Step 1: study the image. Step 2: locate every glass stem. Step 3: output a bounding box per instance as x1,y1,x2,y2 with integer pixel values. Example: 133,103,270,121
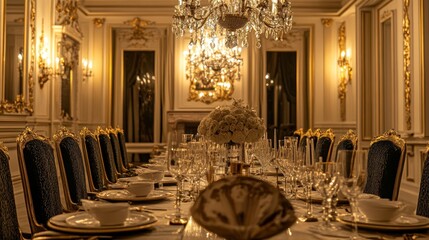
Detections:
306,184,313,216
175,177,183,217
349,198,359,238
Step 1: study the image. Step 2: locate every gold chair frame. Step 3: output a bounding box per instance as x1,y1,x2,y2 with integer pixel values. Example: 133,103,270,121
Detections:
16,127,62,233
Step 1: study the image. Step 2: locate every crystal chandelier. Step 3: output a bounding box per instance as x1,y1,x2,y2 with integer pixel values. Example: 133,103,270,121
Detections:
172,0,293,48
186,35,242,104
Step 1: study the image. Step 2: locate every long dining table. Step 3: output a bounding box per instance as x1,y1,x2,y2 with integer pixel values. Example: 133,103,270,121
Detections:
38,177,429,240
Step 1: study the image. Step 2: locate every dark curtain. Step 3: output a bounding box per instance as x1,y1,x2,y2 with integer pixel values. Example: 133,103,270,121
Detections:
123,51,155,144
266,51,297,140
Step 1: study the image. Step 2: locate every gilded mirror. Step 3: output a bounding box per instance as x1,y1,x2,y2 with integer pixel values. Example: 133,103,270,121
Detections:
0,0,33,113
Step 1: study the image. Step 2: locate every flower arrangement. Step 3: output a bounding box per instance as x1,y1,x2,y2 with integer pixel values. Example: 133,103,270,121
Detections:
198,99,265,144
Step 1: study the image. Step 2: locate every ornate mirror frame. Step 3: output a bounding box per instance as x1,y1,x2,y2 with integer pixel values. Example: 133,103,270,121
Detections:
0,0,34,114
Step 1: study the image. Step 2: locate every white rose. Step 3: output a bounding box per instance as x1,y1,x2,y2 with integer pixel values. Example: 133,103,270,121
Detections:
231,131,246,143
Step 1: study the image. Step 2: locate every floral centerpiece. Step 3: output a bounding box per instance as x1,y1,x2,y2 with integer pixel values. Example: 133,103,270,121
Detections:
198,99,265,144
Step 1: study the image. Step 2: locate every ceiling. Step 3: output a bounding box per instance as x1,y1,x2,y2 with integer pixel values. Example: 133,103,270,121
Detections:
79,0,356,17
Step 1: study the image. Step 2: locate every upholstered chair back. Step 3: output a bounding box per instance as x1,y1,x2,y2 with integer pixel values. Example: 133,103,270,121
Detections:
108,128,127,173
80,127,106,192
416,145,429,217
293,128,303,148
96,127,118,183
0,143,21,240
363,129,406,200
17,127,63,233
53,127,87,211
314,129,335,162
334,129,358,162
117,128,130,168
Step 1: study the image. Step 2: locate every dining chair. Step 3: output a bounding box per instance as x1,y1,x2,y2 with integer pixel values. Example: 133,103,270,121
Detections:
416,144,429,218
314,128,335,162
0,142,23,239
17,127,64,233
116,127,132,169
107,127,129,175
363,129,406,200
298,129,312,153
333,129,358,162
53,127,88,211
293,128,303,147
80,127,109,192
96,126,119,183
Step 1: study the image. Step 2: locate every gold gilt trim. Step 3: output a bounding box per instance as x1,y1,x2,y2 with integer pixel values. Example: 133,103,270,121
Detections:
321,18,333,28
319,128,335,141
123,17,155,42
338,129,358,147
93,18,105,28
0,142,10,160
370,129,406,149
403,0,411,130
293,128,304,137
55,0,82,36
0,0,34,114
52,126,80,143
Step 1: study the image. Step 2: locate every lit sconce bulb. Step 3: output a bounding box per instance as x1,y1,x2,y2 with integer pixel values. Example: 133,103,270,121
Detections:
346,49,351,58
82,58,93,81
340,50,346,58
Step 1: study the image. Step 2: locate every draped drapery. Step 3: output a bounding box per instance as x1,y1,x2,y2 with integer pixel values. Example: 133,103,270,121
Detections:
123,51,155,144
266,51,297,139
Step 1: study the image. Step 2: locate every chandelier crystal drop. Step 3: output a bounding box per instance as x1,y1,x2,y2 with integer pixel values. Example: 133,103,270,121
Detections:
172,0,293,48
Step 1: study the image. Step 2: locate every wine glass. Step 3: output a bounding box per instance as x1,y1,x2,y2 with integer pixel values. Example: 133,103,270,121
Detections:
337,149,368,239
166,131,191,225
313,161,340,231
297,147,317,222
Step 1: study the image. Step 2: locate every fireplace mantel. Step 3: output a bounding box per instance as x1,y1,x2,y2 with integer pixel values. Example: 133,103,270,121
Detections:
167,110,210,133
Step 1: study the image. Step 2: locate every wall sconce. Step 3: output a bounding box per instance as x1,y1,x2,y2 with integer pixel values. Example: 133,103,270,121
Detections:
55,57,66,79
186,33,242,104
38,23,53,88
337,22,352,121
82,58,93,81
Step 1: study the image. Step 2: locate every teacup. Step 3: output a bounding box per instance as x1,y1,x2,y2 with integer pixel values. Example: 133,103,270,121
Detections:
357,198,405,222
127,181,154,197
87,202,129,226
138,169,164,182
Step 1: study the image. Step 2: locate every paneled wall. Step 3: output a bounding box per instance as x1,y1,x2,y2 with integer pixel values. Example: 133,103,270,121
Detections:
0,0,428,233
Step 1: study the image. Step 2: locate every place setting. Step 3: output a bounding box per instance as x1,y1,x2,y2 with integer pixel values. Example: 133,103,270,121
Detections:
47,201,158,234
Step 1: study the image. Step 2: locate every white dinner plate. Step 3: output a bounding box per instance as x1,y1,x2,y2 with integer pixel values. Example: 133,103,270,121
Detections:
66,212,155,228
338,214,429,231
96,189,171,202
48,211,157,234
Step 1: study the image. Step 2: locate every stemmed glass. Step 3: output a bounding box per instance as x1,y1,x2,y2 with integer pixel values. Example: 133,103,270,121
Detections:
313,161,340,231
337,150,368,239
166,132,191,225
297,145,317,222
187,141,207,200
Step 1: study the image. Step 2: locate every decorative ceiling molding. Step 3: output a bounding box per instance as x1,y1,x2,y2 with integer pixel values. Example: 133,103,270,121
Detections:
78,0,356,17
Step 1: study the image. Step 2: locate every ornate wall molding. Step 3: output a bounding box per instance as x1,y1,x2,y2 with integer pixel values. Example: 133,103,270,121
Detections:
321,18,333,28
403,0,411,130
271,30,303,48
55,0,83,36
93,18,105,28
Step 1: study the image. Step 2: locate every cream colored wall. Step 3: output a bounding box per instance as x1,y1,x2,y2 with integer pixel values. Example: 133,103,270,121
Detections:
2,0,429,234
